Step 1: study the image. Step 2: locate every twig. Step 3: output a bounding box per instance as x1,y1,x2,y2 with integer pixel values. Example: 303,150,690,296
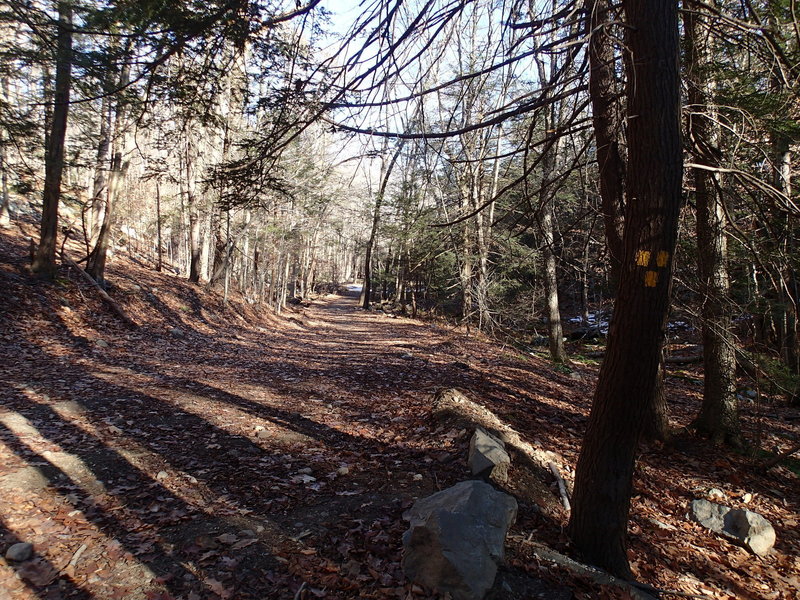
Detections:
548,461,571,511
68,543,87,568
62,255,138,328
293,581,307,600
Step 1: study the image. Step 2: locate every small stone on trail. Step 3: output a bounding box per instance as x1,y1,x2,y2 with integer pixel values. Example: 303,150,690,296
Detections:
707,488,726,500
742,493,753,504
337,466,350,476
413,473,423,481
156,471,168,481
6,542,33,562
297,467,313,475
254,425,265,432
95,339,109,348
169,327,185,338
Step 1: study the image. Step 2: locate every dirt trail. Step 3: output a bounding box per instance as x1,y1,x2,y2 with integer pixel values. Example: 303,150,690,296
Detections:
0,255,572,599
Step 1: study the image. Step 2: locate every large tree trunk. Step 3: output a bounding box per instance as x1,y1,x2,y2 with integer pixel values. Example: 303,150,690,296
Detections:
568,0,682,578
686,1,741,446
32,2,72,277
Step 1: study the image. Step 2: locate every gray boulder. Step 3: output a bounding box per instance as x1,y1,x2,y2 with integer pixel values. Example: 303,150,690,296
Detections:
468,428,511,483
690,499,776,556
402,480,517,600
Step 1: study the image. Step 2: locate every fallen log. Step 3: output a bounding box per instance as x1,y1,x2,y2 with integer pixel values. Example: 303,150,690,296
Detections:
584,350,703,364
63,256,138,328
514,538,710,599
761,443,800,472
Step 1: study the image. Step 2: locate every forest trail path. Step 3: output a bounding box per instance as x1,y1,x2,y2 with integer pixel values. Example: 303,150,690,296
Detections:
2,222,798,600
1,241,590,600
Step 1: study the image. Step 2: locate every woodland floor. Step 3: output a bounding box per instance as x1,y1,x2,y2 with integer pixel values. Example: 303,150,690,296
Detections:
0,223,799,600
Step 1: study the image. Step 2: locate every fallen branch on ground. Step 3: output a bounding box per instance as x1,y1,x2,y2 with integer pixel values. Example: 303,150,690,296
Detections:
63,255,138,328
761,443,800,472
548,461,571,511
514,537,711,599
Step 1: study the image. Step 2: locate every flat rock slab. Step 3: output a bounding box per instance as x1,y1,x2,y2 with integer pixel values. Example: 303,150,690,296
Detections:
403,480,518,600
690,499,776,556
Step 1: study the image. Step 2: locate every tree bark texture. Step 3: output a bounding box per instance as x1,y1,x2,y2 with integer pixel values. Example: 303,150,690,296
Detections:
32,2,72,277
568,0,683,578
588,0,625,290
686,2,741,446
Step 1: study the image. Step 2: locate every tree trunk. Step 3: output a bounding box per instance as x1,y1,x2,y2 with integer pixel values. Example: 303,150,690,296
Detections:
89,96,111,242
32,2,72,277
186,136,202,283
0,73,11,228
568,0,682,578
588,0,625,291
85,148,122,286
362,142,402,309
541,200,566,362
85,43,132,287
686,2,741,446
155,181,163,271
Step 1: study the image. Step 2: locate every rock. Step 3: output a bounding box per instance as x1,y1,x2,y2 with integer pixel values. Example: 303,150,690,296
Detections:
95,339,109,348
468,428,511,483
6,542,33,562
156,471,168,481
707,488,726,500
402,480,517,600
337,466,350,476
690,499,776,556
169,327,185,338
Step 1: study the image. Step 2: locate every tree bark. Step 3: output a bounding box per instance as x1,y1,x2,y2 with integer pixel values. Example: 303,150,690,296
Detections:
0,72,11,228
362,142,402,309
588,0,625,290
32,2,72,277
686,1,741,446
86,42,132,287
568,0,683,578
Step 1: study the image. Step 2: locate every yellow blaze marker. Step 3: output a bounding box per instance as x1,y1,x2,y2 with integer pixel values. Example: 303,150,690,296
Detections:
656,251,669,267
636,250,651,267
644,271,658,287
